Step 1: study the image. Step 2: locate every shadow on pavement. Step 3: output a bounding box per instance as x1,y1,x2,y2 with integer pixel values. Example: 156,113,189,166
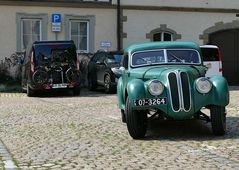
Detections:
35,89,74,98
144,116,239,141
80,87,116,97
229,86,239,91
33,88,115,98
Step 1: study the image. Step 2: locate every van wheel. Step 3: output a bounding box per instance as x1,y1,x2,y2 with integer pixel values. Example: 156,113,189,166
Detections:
210,105,226,135
125,97,147,139
27,84,35,97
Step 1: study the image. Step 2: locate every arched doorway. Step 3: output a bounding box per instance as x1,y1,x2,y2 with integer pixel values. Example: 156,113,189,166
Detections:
200,21,239,85
209,29,239,85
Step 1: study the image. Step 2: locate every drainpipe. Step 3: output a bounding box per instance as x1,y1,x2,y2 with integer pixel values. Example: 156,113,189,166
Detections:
117,0,121,51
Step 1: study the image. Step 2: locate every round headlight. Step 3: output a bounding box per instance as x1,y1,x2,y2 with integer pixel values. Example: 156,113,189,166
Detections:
196,77,212,94
148,80,164,96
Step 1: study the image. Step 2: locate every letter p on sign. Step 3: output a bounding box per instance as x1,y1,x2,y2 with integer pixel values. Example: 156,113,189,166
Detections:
52,14,61,23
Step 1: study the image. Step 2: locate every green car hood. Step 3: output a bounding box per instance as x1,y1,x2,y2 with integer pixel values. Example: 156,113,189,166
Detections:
129,65,206,81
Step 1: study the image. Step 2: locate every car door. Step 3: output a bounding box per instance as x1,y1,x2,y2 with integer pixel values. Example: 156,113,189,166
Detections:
88,53,99,84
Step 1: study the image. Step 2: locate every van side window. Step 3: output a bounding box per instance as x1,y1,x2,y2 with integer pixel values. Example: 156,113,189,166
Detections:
201,48,219,61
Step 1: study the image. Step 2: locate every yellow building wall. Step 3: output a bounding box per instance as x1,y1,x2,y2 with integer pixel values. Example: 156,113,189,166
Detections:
0,5,117,60
119,0,239,9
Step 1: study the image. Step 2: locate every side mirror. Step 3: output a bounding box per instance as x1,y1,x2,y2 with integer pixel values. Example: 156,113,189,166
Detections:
112,67,125,76
119,66,125,72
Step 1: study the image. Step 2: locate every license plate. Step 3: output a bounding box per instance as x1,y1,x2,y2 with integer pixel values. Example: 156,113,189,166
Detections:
134,98,167,106
52,84,67,89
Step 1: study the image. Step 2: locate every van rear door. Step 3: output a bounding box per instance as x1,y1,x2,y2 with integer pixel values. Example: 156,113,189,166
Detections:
200,45,223,77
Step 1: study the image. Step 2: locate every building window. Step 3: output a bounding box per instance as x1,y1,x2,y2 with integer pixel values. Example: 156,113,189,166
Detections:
146,24,181,42
153,32,173,42
21,19,42,51
70,21,89,52
16,13,48,52
65,15,95,53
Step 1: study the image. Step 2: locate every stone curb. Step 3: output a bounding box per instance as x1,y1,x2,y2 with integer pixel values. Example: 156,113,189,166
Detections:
0,140,18,170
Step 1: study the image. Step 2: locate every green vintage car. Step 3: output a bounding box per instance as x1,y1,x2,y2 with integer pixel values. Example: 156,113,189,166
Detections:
117,41,229,139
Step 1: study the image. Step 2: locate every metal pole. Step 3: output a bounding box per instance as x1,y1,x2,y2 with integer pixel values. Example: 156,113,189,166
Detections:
117,0,121,51
55,32,58,41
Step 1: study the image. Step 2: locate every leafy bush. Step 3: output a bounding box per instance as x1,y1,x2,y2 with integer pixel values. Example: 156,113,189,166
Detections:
0,53,22,86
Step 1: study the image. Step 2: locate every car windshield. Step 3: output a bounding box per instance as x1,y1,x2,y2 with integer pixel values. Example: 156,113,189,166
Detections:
34,43,77,65
106,54,123,64
131,49,201,67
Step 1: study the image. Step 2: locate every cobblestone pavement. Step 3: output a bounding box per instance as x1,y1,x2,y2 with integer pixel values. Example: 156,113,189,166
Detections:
0,87,239,169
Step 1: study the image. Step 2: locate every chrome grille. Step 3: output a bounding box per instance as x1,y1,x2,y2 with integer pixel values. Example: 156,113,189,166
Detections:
168,71,191,112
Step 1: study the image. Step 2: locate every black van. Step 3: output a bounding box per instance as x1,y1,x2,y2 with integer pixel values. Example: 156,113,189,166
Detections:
21,40,80,97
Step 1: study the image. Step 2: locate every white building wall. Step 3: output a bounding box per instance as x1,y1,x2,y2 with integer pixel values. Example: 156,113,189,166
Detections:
123,10,237,48
117,0,239,9
0,5,117,60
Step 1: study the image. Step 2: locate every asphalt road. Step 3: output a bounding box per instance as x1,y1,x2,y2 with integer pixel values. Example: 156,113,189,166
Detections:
0,87,239,169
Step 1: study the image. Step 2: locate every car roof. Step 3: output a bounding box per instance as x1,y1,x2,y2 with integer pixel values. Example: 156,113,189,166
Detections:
33,40,75,46
200,45,219,49
125,41,201,54
95,50,123,55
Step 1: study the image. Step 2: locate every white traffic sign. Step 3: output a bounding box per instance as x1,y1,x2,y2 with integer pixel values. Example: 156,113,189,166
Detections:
100,41,112,48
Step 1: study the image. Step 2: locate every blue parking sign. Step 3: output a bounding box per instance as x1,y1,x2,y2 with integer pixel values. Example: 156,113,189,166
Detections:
52,14,61,23
51,14,61,32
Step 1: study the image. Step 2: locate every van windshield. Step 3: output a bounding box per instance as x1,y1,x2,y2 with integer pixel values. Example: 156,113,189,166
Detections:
34,43,77,65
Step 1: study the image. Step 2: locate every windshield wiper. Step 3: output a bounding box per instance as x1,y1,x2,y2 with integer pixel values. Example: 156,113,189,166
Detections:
168,52,183,63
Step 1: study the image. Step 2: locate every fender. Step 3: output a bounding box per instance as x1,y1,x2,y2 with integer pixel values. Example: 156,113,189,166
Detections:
194,75,229,112
117,77,125,110
126,79,146,106
210,75,229,106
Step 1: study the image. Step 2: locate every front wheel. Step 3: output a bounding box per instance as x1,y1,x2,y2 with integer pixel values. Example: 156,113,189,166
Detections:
210,106,226,135
121,109,126,123
104,74,114,94
125,97,147,139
